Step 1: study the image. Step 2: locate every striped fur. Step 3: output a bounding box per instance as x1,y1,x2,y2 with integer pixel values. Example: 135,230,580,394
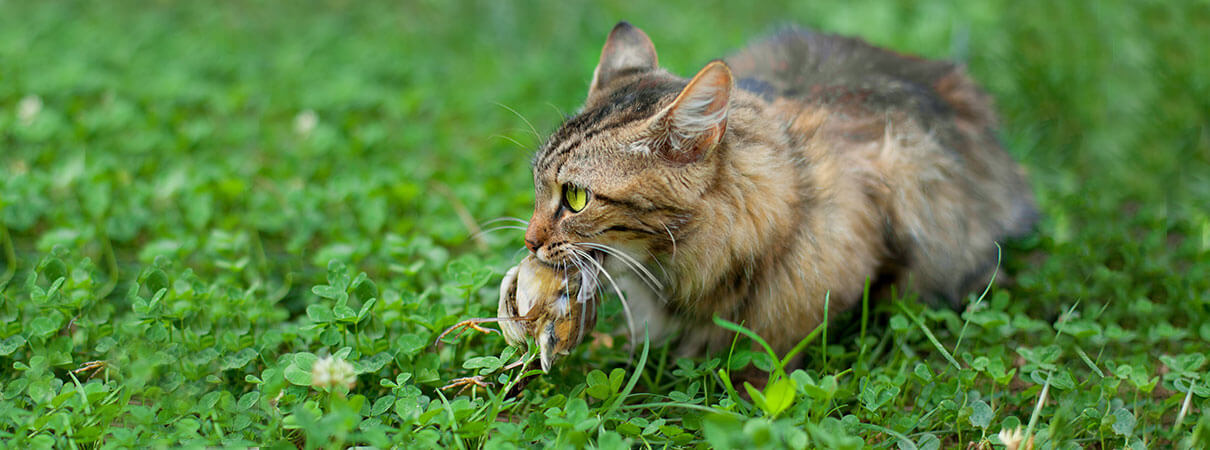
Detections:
524,22,1037,354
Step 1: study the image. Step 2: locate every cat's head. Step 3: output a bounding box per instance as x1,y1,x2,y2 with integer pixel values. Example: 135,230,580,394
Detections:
524,22,735,270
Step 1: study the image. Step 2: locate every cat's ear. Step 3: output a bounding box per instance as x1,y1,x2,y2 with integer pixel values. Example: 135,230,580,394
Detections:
647,60,733,164
589,21,658,99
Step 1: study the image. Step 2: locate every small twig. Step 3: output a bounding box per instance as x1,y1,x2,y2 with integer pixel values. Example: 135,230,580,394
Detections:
430,181,487,251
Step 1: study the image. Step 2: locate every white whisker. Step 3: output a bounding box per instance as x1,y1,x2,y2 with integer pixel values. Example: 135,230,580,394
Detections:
593,247,663,296
571,246,638,349
477,225,527,234
579,242,663,291
659,221,678,261
512,247,531,261
480,216,530,227
566,250,599,345
490,134,530,151
545,102,567,120
493,102,541,139
644,248,671,284
471,225,527,240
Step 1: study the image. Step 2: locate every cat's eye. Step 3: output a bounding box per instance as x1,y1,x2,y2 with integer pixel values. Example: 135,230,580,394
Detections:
563,184,589,212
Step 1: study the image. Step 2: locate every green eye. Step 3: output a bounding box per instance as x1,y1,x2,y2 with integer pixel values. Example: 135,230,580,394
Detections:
563,184,589,212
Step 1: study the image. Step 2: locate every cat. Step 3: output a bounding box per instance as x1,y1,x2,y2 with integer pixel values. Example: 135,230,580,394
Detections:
521,21,1037,356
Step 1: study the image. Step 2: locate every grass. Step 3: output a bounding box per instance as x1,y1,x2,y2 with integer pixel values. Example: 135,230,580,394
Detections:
1,0,1208,448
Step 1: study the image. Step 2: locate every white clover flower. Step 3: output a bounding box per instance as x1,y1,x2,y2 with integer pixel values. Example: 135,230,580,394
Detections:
997,426,1033,450
293,109,318,137
18,94,43,126
310,355,356,391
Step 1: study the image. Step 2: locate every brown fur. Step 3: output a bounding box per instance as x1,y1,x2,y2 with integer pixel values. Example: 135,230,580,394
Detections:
523,22,1037,354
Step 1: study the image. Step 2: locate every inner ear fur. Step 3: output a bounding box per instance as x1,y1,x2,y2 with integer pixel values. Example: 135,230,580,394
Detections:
647,60,734,164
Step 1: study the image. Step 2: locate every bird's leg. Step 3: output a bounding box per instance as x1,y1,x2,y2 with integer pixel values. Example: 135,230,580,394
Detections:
440,376,492,395
433,317,503,347
434,316,532,348
73,360,109,381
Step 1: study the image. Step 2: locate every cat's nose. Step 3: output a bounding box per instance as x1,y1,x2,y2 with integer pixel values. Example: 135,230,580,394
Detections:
524,216,549,254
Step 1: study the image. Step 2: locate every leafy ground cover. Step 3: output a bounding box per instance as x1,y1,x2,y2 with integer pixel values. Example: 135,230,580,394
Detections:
1,0,1208,448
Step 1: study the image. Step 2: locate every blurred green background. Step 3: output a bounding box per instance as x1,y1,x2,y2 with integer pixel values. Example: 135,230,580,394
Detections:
1,0,1207,447
2,0,1206,269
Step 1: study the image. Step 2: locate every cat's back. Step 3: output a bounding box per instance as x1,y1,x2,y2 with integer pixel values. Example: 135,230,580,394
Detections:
725,28,996,130
727,27,1037,305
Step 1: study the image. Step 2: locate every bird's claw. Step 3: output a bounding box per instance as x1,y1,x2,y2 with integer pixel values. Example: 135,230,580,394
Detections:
435,318,500,347
73,360,108,380
440,376,492,395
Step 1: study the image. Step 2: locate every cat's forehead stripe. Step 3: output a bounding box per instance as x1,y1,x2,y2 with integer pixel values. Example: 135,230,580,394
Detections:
536,118,639,172
534,77,685,172
537,105,644,171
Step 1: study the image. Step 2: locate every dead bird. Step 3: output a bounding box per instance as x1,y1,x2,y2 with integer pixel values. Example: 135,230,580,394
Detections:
497,255,600,371
437,254,601,393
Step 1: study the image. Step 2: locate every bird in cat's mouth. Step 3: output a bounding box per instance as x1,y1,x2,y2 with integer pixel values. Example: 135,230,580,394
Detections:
435,253,603,394
438,251,604,360
499,254,602,371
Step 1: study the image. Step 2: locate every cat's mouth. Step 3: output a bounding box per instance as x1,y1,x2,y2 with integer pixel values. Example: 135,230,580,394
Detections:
551,244,665,295
539,247,606,273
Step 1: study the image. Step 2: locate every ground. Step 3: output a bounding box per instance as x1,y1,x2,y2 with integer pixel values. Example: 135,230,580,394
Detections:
0,0,1207,448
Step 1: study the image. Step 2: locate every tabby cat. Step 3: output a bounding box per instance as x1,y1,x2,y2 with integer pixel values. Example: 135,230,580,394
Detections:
522,22,1037,355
